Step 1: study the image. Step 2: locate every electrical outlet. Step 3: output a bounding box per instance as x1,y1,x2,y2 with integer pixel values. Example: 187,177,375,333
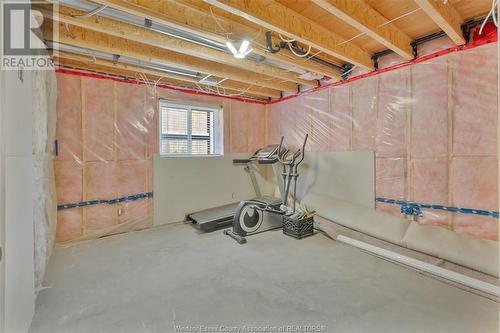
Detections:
117,204,123,216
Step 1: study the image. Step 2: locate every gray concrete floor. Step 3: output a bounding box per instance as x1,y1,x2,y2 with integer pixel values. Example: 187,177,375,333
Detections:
31,223,498,333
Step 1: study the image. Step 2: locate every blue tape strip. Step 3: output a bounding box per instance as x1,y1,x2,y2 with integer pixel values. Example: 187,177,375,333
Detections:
376,197,499,219
58,192,153,210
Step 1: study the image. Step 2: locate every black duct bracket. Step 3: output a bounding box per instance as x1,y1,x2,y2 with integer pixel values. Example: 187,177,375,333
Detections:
341,64,354,80
265,31,281,53
371,49,392,70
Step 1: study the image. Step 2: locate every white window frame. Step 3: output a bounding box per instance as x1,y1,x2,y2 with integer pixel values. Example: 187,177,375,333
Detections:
159,99,223,157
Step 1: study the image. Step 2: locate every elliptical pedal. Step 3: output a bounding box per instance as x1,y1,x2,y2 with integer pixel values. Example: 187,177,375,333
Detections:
223,229,247,244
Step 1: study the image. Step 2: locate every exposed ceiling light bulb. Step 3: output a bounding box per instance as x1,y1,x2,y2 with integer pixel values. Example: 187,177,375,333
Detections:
226,40,253,59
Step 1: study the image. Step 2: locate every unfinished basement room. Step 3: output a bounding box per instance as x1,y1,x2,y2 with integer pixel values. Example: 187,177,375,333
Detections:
0,0,499,332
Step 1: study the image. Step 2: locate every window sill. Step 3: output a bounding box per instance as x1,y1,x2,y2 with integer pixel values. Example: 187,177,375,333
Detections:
158,154,224,158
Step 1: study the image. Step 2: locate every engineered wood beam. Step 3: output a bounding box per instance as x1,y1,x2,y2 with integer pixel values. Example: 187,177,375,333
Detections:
40,5,313,86
55,51,281,99
83,0,342,79
204,0,374,69
414,0,465,45
312,0,414,60
42,20,297,92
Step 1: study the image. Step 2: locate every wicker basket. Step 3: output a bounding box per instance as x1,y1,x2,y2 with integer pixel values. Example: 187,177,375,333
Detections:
282,215,314,239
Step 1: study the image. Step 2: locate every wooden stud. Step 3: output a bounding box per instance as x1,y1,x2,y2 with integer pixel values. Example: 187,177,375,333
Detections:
80,77,87,235
447,57,454,231
204,0,374,69
414,0,465,45
312,0,414,60
406,68,413,220
113,81,118,225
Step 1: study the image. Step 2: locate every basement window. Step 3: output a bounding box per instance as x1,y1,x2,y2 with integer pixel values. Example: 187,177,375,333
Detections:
159,100,222,156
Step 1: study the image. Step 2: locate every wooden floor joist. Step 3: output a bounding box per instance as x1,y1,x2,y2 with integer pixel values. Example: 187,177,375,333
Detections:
312,0,414,60
42,20,298,92
40,5,314,86
85,0,342,80
204,0,374,69
414,0,465,45
55,51,281,99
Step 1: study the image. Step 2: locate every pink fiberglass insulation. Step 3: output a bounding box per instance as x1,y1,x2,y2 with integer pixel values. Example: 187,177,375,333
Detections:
266,101,282,145
451,47,498,156
247,103,266,152
411,58,449,159
329,85,352,151
305,89,332,152
452,156,499,240
56,210,82,242
116,82,148,161
228,101,249,153
410,158,449,227
55,73,82,162
375,157,407,201
266,42,499,241
55,160,82,204
277,99,298,148
86,161,115,200
352,76,377,151
376,69,409,158
84,77,114,162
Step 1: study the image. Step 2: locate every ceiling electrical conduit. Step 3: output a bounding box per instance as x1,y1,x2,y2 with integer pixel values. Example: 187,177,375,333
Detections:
58,0,268,61
48,41,206,79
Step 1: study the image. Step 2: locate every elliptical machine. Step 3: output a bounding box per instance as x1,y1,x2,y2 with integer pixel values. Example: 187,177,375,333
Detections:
224,134,309,244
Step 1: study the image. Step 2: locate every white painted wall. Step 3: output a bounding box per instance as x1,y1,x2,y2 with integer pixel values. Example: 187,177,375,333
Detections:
153,154,274,225
2,68,35,333
297,151,375,208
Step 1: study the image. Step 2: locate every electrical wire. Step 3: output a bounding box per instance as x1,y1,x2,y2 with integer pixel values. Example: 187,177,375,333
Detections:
335,7,422,47
71,4,108,18
63,23,76,39
303,49,322,63
278,33,312,58
194,82,254,97
278,34,296,43
210,7,232,37
288,42,312,58
479,0,498,34
342,65,356,76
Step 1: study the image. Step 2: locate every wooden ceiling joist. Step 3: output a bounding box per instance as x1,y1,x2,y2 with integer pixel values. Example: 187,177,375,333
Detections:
203,0,374,69
86,0,342,80
39,5,314,86
414,0,465,45
42,20,297,92
55,57,267,100
55,51,281,99
312,0,414,60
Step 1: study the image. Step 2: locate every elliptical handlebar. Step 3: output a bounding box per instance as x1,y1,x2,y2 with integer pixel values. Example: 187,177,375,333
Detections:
294,134,308,172
277,136,291,165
